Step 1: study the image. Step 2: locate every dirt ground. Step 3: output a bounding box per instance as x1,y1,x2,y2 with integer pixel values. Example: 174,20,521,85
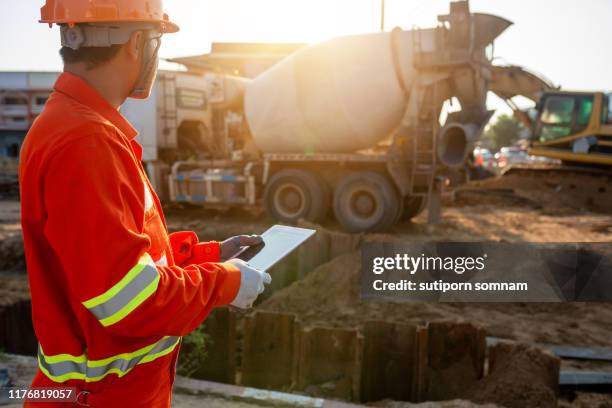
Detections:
2,170,612,407
0,354,280,408
165,169,612,244
1,354,495,408
259,251,612,348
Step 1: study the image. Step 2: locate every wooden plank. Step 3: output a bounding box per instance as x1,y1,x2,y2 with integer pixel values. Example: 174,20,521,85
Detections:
423,321,486,401
413,326,429,402
181,307,236,384
546,345,612,362
328,230,362,259
559,371,612,386
241,311,297,390
360,321,419,402
297,222,330,280
296,326,363,401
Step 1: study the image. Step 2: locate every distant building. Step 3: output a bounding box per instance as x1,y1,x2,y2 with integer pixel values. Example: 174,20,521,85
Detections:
168,42,305,78
0,42,302,178
0,72,59,181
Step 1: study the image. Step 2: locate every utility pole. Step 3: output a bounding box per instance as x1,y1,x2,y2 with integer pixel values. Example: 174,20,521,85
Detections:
380,0,385,31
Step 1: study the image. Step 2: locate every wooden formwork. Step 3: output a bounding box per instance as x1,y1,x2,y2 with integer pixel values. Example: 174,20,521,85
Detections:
191,224,490,402
297,220,362,279
241,311,298,390
422,321,487,401
360,321,420,402
295,325,363,401
186,307,237,384
297,225,330,279
238,310,488,404
258,251,300,301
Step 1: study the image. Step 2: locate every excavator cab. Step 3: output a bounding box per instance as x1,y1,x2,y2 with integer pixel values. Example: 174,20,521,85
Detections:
534,92,595,143
529,91,612,165
489,65,612,166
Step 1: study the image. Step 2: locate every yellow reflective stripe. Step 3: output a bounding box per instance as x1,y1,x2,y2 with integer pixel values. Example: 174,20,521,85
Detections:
87,335,165,367
38,337,181,383
38,354,86,383
86,367,130,382
140,340,180,364
40,351,86,364
39,365,86,383
98,274,160,327
82,252,161,327
82,253,152,309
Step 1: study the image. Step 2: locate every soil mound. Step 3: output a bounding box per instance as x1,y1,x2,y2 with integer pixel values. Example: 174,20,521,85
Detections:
259,252,612,347
468,342,560,408
456,171,612,214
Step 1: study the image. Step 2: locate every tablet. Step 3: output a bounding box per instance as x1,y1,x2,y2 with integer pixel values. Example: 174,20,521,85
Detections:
235,225,316,271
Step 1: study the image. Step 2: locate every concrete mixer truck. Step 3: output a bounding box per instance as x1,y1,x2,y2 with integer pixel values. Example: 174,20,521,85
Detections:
122,1,511,232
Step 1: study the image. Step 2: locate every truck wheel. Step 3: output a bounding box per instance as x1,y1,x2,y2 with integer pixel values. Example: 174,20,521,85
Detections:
400,196,427,221
264,169,329,223
333,171,399,232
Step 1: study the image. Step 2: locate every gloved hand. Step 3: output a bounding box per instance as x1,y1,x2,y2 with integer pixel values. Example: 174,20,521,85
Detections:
220,235,263,261
227,258,272,309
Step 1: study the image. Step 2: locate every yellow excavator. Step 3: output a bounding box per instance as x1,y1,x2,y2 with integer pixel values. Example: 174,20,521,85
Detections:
490,65,612,166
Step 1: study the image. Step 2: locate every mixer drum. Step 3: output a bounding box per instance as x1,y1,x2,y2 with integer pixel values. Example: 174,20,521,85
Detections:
244,30,429,154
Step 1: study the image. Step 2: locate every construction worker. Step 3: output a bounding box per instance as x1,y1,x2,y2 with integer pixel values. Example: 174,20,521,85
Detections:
20,1,271,406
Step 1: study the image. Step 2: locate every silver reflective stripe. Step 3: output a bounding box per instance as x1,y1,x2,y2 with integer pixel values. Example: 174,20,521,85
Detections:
87,264,158,321
38,336,180,383
37,346,86,380
86,336,179,378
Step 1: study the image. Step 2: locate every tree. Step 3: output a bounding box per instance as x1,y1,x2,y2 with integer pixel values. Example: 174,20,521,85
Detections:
483,114,523,151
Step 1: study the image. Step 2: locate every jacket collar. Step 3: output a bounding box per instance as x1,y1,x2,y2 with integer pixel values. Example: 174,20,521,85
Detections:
54,72,138,140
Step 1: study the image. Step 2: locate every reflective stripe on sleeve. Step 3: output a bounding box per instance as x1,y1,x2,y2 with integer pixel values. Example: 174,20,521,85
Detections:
82,253,160,327
38,336,180,383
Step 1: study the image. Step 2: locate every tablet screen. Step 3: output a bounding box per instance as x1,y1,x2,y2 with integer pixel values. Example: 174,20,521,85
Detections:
236,225,316,271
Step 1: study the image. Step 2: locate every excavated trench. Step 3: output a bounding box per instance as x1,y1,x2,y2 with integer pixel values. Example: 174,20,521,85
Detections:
0,275,36,356
0,203,34,356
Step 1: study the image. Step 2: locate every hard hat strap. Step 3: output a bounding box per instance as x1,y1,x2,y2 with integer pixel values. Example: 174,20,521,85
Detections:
60,23,157,50
129,31,162,99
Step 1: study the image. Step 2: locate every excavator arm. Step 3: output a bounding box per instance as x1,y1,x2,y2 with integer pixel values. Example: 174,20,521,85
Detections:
489,65,558,127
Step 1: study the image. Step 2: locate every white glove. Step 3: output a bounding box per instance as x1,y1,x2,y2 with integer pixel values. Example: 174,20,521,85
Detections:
227,258,272,309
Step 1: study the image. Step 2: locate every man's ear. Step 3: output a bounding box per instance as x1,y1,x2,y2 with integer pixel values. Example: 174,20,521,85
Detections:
126,31,143,61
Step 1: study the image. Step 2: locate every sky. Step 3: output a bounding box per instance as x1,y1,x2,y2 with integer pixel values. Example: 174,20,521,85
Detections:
1,0,611,116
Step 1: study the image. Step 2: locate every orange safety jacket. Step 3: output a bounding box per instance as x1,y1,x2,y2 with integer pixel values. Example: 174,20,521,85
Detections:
19,72,241,407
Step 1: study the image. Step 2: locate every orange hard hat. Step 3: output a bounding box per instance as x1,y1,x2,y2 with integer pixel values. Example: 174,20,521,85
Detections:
40,0,179,33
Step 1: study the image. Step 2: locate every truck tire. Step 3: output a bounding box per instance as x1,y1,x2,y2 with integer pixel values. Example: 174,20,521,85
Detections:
333,171,400,232
264,169,329,223
400,196,427,221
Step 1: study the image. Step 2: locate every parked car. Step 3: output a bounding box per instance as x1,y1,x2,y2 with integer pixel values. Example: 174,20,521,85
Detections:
495,146,530,168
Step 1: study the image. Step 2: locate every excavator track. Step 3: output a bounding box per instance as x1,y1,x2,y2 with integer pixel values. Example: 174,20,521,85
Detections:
455,163,612,213
500,163,612,178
